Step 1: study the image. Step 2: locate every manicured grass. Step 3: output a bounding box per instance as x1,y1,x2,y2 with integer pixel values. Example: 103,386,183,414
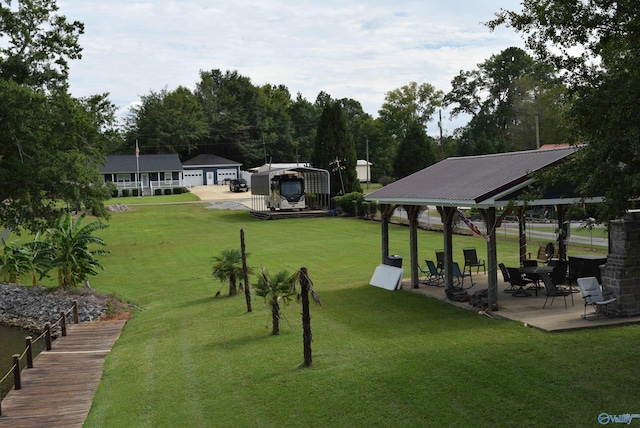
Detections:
77,204,639,427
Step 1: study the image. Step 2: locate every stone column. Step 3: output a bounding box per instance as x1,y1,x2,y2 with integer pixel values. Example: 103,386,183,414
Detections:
600,212,640,317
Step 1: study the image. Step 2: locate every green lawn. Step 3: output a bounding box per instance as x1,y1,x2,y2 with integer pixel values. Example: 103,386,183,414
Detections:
75,203,637,427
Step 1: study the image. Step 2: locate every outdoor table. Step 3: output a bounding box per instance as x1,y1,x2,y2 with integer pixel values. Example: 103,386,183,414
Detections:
519,266,554,296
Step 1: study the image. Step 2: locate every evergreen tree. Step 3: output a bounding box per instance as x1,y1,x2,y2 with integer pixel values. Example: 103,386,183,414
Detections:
311,100,361,196
393,120,437,179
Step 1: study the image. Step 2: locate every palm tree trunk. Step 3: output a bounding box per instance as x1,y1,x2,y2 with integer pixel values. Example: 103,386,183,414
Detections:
229,276,237,296
300,267,312,367
272,301,280,335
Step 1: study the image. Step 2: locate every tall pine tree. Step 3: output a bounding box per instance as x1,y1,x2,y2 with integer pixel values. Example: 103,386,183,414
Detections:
312,100,361,196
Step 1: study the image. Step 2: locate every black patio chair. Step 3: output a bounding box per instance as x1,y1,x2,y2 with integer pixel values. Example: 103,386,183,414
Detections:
435,250,445,274
499,263,516,293
506,267,534,297
540,271,573,309
463,247,485,275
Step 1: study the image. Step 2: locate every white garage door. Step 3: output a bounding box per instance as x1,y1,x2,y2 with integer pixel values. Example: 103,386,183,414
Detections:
216,169,237,183
183,170,203,186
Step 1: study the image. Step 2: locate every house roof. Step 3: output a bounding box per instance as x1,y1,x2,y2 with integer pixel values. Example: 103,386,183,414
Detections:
366,147,591,208
182,154,240,167
98,154,183,173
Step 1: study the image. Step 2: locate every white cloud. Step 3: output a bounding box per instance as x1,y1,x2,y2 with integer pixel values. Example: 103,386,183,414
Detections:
59,0,523,133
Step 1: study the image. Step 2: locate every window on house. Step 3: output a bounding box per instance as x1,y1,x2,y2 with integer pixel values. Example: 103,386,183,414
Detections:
116,174,130,183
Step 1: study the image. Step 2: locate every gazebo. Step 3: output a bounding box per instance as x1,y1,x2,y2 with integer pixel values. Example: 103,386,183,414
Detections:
365,147,602,310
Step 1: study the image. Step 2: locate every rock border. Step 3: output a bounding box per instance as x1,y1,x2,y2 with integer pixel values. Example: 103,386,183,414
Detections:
0,282,111,332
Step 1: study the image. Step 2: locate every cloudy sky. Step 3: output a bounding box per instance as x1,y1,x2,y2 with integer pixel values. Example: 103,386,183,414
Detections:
59,0,524,133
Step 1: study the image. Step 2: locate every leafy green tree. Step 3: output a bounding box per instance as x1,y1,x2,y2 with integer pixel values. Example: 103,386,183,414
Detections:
489,1,640,221
445,47,569,155
195,69,262,165
312,100,361,196
211,248,245,296
0,0,117,233
47,213,109,289
125,86,208,156
254,267,297,335
378,82,443,140
393,120,437,179
288,93,320,164
256,84,295,163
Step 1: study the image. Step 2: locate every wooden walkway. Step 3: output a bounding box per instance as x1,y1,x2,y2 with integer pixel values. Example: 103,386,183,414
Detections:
0,320,126,428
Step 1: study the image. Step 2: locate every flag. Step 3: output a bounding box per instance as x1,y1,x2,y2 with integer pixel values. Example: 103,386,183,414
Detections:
455,208,491,243
135,141,140,158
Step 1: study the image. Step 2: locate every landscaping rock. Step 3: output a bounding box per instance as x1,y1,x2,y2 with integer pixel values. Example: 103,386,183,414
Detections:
0,283,109,332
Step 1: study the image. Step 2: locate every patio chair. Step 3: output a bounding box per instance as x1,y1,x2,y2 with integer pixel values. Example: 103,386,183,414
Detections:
540,272,573,309
419,260,444,286
499,263,515,293
506,267,533,297
521,259,540,287
577,277,617,319
463,247,486,275
452,262,473,289
435,250,445,274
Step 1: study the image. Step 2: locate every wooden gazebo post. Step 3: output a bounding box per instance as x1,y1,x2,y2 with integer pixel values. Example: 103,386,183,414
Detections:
405,205,422,289
439,206,456,288
380,204,394,264
482,207,499,310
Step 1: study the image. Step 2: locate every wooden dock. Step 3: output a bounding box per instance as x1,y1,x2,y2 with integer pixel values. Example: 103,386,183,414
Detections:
0,320,126,428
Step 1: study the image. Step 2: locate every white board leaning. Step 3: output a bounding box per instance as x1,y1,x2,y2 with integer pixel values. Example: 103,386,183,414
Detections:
370,264,404,291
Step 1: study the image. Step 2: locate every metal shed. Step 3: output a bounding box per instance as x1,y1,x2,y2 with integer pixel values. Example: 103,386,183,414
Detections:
250,167,331,213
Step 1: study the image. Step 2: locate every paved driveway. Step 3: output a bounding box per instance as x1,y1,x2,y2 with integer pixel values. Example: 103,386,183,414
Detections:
189,185,251,201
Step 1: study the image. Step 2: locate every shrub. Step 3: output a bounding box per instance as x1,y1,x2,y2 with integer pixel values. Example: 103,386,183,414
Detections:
154,189,162,196
122,189,130,197
111,189,119,198
164,188,172,195
333,192,364,216
378,175,393,186
173,187,183,194
132,188,139,197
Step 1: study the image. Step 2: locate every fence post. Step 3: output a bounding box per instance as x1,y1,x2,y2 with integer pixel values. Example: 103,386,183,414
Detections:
12,354,21,390
73,300,79,324
45,322,52,350
25,336,33,369
60,311,67,337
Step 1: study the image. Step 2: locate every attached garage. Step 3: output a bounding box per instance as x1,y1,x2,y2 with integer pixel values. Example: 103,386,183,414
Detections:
183,170,203,186
216,169,237,183
182,154,242,185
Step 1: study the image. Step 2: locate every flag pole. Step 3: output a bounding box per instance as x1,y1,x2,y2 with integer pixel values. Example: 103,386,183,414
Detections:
136,140,141,198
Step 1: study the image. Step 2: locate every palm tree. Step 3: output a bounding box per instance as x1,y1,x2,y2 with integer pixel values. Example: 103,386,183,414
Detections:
254,267,298,335
21,234,54,286
0,241,29,283
47,213,109,289
211,249,245,296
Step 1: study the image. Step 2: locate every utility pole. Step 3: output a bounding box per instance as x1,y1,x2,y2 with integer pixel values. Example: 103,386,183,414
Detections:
438,110,444,161
365,138,370,190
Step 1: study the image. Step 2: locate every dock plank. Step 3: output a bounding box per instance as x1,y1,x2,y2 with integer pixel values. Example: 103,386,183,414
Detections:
0,320,126,428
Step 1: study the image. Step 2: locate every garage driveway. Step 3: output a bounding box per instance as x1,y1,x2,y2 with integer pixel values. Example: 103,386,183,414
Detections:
189,184,251,200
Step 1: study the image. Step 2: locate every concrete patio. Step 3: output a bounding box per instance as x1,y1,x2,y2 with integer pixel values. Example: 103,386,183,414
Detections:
401,271,640,332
